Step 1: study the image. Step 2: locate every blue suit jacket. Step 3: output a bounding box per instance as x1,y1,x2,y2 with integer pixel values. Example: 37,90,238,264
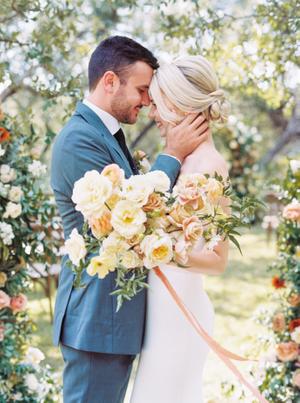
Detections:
51,102,180,354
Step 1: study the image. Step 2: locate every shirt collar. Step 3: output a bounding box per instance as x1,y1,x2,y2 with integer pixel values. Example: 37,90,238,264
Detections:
83,99,120,135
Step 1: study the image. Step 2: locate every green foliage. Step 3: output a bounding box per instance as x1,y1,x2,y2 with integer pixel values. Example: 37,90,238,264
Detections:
0,115,62,402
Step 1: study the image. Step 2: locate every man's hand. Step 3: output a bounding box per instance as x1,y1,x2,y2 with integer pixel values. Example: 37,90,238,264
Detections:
164,113,210,163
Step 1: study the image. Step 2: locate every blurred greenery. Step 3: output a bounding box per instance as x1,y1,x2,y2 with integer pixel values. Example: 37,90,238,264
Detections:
27,226,277,401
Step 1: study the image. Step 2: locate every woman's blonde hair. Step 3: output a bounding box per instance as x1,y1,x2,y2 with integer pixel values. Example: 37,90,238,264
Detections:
149,55,230,124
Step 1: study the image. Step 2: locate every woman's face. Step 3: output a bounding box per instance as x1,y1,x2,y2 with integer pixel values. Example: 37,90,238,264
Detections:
148,95,185,138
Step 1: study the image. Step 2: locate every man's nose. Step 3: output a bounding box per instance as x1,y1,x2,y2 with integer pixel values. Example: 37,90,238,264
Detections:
142,92,151,106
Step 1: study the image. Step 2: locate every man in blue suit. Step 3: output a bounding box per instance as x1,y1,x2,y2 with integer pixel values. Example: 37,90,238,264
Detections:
51,36,209,403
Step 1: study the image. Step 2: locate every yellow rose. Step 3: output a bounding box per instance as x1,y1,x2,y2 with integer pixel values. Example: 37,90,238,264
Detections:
140,231,173,269
72,170,113,220
101,164,124,187
111,200,146,239
87,253,117,279
0,272,7,287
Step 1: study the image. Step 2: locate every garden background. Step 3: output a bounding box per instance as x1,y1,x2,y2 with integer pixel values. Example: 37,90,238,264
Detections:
0,0,299,402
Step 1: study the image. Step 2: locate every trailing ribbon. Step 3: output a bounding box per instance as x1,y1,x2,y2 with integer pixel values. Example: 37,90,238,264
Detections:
153,266,268,403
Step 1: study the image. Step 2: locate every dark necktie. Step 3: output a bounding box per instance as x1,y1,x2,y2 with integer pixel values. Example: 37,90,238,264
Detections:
114,128,139,174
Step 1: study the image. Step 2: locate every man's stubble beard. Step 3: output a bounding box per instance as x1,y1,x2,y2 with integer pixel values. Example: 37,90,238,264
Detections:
111,87,136,124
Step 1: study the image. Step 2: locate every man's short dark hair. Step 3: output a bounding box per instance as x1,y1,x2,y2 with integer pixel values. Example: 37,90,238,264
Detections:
88,36,159,90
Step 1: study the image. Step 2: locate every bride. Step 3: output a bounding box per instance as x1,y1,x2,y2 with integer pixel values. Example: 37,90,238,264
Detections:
130,55,230,403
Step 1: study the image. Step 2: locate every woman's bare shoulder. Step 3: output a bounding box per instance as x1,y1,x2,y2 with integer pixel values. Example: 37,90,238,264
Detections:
182,148,229,178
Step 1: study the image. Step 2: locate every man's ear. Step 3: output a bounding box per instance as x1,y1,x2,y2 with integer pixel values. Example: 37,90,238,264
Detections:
102,71,120,94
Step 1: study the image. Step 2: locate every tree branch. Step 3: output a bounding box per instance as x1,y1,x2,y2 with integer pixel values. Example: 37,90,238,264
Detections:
130,120,156,149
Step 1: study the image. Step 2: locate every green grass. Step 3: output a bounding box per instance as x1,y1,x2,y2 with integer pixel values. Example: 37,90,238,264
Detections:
27,226,277,402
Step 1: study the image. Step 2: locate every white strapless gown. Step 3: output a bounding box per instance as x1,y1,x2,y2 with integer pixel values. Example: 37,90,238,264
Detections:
130,262,214,403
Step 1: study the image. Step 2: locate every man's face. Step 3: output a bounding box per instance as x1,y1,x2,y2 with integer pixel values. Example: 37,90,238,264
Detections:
111,61,153,124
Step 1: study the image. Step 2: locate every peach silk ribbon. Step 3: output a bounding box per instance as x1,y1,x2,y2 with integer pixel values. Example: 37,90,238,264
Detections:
153,267,269,403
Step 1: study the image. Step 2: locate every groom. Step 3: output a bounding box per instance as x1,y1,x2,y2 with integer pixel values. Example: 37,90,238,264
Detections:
51,36,209,403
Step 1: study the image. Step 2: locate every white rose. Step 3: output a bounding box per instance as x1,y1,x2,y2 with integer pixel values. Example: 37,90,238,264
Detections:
121,175,154,207
25,347,45,365
140,158,151,173
111,200,147,239
140,231,173,269
72,170,113,220
8,186,23,202
291,327,300,343
25,373,39,391
0,145,5,157
120,250,142,269
0,222,14,245
145,170,170,193
290,160,300,175
3,202,22,219
0,164,16,183
28,160,47,177
63,228,87,266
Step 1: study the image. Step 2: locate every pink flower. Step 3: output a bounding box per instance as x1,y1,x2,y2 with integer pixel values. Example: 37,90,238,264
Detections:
292,369,300,388
10,293,28,313
0,323,5,342
0,290,10,309
283,201,300,223
276,342,299,362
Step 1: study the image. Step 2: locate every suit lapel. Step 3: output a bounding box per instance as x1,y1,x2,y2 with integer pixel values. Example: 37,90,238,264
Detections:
75,102,133,177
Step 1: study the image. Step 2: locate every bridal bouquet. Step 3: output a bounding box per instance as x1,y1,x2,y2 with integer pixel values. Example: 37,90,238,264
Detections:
64,163,257,310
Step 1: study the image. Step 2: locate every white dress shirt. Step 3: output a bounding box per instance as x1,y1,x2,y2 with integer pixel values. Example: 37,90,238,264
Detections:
82,99,181,165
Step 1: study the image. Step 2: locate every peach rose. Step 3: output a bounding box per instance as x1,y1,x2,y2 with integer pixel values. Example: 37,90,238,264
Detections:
288,293,300,307
283,201,300,223
143,192,165,212
168,203,191,227
89,210,112,239
276,341,299,362
101,164,124,187
293,369,300,388
182,216,203,242
10,293,28,313
0,323,5,342
0,290,10,309
173,175,207,210
272,312,286,332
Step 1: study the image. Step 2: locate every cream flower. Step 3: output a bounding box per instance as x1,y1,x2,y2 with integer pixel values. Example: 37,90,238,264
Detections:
111,200,146,239
87,252,117,279
140,231,173,269
145,170,170,192
140,158,151,173
291,327,300,344
25,374,39,391
102,231,130,255
72,170,113,220
28,160,47,177
24,347,45,365
3,202,22,219
121,175,154,207
205,178,223,203
63,228,87,266
120,250,143,269
0,164,16,183
173,235,191,266
290,160,300,175
8,186,23,202
101,164,124,187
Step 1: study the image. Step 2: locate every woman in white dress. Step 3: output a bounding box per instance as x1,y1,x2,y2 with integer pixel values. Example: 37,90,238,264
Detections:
130,55,230,403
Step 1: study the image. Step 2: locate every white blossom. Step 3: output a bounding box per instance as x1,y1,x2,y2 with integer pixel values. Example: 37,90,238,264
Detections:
28,160,47,177
0,221,14,245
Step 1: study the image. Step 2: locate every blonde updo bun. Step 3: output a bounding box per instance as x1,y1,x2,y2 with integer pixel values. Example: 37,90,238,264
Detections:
150,55,230,124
